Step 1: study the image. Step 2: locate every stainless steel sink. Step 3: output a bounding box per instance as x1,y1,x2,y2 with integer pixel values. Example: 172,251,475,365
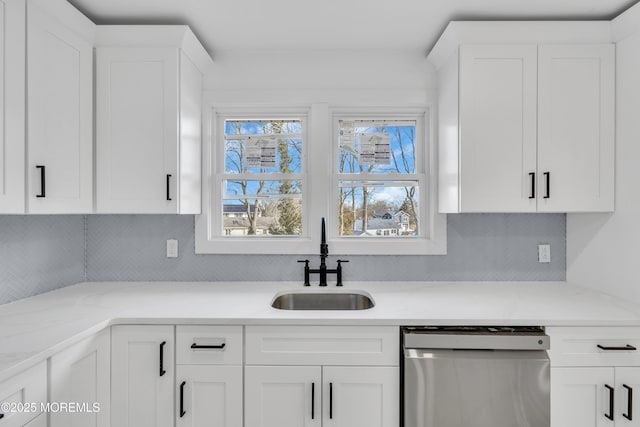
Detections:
271,291,375,310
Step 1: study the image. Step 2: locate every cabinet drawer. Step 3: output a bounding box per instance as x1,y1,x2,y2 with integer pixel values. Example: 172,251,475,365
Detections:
176,325,242,365
0,361,46,426
547,327,640,367
246,325,398,366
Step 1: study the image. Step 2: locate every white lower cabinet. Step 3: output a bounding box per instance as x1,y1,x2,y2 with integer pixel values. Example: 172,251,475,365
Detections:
323,366,398,427
0,362,46,427
552,367,640,426
245,365,398,427
176,366,242,427
245,366,321,427
549,327,640,427
111,325,174,427
22,413,46,427
49,328,110,427
245,325,399,427
175,325,243,427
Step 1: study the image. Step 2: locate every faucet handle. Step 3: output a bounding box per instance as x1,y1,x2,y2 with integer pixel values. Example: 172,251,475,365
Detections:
336,260,349,286
297,260,310,286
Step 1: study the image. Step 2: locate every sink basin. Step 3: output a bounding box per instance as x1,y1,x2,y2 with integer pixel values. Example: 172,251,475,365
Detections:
271,291,375,310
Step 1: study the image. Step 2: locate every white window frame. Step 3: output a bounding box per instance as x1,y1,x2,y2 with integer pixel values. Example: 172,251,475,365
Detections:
196,104,446,255
329,108,446,255
196,106,315,254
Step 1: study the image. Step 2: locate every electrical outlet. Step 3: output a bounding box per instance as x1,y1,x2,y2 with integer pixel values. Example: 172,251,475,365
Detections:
166,239,178,258
538,244,551,263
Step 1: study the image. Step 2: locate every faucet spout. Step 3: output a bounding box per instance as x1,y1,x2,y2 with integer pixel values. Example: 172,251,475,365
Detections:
320,217,328,258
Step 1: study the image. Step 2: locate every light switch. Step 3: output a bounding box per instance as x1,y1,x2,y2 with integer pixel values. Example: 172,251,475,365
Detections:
166,239,178,258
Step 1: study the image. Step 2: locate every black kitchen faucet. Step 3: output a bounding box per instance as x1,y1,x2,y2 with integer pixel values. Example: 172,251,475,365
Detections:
298,218,348,286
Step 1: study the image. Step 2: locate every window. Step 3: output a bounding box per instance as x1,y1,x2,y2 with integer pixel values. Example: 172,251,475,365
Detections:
336,119,421,238
196,105,446,255
329,110,446,255
222,119,303,237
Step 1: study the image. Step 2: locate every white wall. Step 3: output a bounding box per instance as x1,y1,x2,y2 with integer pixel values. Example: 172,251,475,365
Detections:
567,4,640,301
203,49,437,105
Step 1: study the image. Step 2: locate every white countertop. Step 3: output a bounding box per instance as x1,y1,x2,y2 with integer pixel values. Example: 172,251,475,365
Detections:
1,280,640,381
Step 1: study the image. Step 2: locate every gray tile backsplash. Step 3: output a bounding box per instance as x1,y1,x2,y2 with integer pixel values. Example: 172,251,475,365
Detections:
86,214,565,282
0,215,86,304
0,213,566,304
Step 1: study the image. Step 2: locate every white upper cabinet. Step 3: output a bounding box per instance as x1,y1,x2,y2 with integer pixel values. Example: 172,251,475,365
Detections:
537,44,615,212
0,0,25,213
27,0,94,213
96,26,212,214
431,22,615,213
458,44,538,212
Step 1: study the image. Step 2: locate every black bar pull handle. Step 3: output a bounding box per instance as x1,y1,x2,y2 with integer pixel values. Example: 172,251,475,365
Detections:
179,381,186,418
166,174,172,201
159,341,167,377
597,344,637,351
311,382,315,420
36,165,45,198
191,343,226,350
529,172,535,199
543,172,550,199
605,384,614,421
0,413,4,419
624,384,633,420
329,382,333,419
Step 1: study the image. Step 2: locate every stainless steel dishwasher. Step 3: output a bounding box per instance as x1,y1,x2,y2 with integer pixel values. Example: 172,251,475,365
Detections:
402,326,550,427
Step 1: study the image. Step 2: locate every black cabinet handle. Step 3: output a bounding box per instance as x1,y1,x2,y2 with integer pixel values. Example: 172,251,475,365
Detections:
597,344,637,351
311,382,315,420
605,384,614,421
159,341,167,377
543,172,550,199
166,174,172,201
329,382,333,419
624,384,633,420
36,165,46,198
529,172,535,199
179,381,186,418
0,413,4,419
190,343,226,350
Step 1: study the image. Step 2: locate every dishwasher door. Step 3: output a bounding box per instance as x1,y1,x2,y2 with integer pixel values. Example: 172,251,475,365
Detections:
404,348,550,427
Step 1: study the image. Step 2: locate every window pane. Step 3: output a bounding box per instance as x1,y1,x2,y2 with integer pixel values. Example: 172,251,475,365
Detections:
223,179,302,236
337,180,419,237
225,120,302,174
338,120,416,174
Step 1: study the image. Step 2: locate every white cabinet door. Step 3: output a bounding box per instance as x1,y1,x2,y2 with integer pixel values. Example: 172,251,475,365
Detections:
551,367,613,427
111,325,174,427
27,0,93,213
22,413,46,427
615,368,640,426
323,366,398,427
245,366,321,427
49,328,110,427
96,47,179,213
537,44,615,212
0,362,46,427
176,365,242,427
458,44,538,212
0,0,25,213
